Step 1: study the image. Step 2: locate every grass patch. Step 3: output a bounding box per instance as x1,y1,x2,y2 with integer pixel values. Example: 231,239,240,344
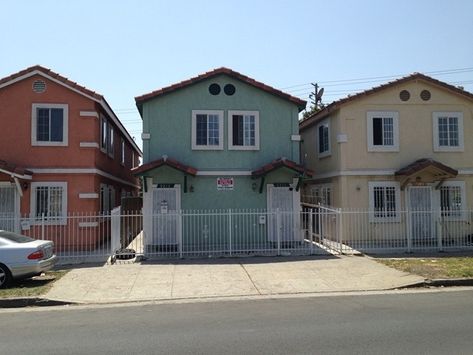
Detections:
378,257,473,279
0,270,68,298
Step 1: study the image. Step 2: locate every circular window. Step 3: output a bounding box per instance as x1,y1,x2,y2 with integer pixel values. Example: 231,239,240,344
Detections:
224,84,236,96
208,83,221,95
399,90,410,101
32,80,46,93
420,90,431,101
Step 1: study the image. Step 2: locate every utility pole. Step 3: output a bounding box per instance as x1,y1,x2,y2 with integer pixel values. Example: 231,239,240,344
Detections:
308,83,324,111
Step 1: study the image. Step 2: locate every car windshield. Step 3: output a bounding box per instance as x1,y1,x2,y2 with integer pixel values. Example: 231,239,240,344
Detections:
0,230,35,243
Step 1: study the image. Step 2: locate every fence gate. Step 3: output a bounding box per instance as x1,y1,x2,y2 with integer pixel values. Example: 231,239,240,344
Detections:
268,185,296,242
152,186,181,246
408,186,434,245
111,206,121,254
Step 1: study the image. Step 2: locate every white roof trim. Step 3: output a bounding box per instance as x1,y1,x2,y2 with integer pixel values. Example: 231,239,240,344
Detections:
0,167,33,180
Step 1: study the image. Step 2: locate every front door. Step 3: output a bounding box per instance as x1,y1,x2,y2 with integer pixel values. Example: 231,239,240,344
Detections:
152,186,181,245
267,184,298,242
408,186,433,244
0,183,18,232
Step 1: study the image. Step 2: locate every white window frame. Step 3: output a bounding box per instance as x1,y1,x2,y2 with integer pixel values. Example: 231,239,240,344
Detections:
367,111,399,152
120,138,125,166
100,116,108,153
31,103,68,146
439,181,466,220
433,112,464,152
30,182,67,225
368,181,401,223
316,119,330,158
227,110,260,150
191,110,224,150
108,125,114,158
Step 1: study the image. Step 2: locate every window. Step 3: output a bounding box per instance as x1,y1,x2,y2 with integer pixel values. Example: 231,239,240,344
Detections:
108,125,114,157
100,116,107,152
100,116,115,157
32,104,68,146
228,111,260,150
100,184,116,214
440,181,466,219
121,139,125,165
191,110,224,150
30,182,67,224
433,112,464,151
367,112,399,152
317,120,330,157
310,184,332,206
368,181,401,222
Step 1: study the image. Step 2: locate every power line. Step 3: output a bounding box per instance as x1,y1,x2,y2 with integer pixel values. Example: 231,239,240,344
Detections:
280,66,473,90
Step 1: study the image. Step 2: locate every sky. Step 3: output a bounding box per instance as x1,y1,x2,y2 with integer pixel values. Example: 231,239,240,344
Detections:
1,0,472,150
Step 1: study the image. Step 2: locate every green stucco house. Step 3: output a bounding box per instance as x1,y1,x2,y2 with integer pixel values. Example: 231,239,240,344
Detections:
133,68,311,250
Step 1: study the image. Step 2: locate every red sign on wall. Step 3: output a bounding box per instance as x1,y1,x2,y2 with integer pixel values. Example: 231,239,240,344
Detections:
217,177,234,190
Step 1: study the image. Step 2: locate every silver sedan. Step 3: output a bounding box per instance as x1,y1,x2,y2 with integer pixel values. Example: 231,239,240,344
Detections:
0,230,57,288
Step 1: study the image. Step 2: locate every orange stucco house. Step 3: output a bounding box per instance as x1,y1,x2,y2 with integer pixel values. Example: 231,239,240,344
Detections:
0,65,142,250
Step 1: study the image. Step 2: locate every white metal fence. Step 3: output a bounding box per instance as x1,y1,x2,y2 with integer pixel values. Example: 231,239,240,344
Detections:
337,208,473,254
2,206,472,265
140,208,337,258
0,212,116,264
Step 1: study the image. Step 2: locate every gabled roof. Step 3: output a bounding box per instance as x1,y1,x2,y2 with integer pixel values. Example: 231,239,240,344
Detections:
300,73,473,130
0,65,142,156
132,156,197,176
395,158,458,178
251,157,313,178
0,160,33,180
135,67,307,112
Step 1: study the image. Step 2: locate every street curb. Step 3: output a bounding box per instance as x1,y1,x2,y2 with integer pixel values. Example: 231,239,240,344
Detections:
400,278,473,289
0,297,73,308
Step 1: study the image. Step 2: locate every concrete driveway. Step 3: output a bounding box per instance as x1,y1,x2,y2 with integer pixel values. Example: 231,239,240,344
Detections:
46,255,424,304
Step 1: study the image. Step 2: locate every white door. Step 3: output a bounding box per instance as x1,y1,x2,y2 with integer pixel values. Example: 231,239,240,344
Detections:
0,184,18,232
267,184,298,242
152,186,181,245
408,186,433,243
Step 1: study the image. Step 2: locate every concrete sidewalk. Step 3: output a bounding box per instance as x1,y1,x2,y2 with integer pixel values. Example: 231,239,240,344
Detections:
45,255,424,304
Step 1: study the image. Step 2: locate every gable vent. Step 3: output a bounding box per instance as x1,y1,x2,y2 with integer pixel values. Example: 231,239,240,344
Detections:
399,90,410,101
32,80,46,93
420,90,431,101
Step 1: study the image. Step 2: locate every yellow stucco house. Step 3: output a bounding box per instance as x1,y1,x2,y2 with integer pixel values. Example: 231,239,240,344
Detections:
299,73,473,250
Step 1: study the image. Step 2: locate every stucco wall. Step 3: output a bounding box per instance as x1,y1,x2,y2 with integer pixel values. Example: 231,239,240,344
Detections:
338,80,473,171
141,74,301,169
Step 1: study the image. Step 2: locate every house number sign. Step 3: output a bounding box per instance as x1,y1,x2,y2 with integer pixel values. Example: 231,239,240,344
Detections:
217,177,234,190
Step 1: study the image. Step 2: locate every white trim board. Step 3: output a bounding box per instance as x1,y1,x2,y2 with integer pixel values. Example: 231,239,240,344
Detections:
311,168,473,180
196,171,252,176
79,111,99,118
79,193,99,199
80,142,99,148
28,168,140,188
78,222,99,228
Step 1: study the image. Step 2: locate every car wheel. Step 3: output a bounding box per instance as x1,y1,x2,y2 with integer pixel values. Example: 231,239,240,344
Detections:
0,264,11,288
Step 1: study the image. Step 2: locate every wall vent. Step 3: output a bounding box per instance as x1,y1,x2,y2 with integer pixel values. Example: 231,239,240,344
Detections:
420,90,431,101
399,90,410,101
32,80,46,93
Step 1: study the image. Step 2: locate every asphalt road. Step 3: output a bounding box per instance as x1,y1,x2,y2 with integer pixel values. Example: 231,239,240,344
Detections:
1,290,473,354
